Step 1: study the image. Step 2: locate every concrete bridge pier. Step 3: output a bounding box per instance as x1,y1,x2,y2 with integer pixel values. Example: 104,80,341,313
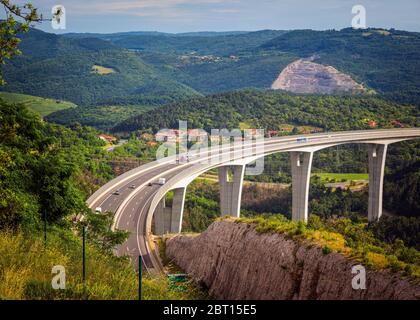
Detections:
218,165,245,217
154,187,186,235
290,151,314,223
368,144,388,222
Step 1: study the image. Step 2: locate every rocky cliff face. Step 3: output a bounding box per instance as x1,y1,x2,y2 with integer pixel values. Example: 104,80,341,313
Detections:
271,59,365,94
166,221,419,300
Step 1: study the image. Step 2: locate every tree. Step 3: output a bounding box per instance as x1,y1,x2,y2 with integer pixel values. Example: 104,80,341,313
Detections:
80,209,129,253
0,1,40,84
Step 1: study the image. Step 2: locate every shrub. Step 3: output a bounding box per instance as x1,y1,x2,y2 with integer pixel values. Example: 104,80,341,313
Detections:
322,245,332,254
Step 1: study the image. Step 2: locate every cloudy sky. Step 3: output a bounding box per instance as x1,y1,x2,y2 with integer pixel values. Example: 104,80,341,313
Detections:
9,0,420,33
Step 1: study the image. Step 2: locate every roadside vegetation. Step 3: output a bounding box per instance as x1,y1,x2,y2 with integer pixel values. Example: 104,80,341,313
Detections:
0,229,203,300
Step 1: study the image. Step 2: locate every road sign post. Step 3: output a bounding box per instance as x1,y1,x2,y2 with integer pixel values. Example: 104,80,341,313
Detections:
82,226,86,282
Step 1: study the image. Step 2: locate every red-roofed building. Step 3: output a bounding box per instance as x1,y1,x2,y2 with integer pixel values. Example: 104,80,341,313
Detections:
367,120,377,128
97,134,117,144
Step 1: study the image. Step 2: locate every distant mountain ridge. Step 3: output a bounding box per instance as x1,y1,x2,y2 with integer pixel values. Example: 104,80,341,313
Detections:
63,30,250,39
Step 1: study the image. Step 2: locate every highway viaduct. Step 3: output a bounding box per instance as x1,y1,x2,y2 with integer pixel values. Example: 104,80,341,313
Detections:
87,128,420,273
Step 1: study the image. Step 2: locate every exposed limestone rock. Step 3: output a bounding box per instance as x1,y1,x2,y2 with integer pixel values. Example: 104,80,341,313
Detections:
271,59,366,94
166,220,419,300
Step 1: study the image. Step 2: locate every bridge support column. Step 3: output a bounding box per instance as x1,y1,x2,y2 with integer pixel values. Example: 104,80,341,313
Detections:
154,187,187,235
218,165,245,217
368,144,388,222
290,151,314,222
170,188,187,233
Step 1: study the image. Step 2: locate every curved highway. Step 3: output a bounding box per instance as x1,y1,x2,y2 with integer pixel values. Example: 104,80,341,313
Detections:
87,128,420,275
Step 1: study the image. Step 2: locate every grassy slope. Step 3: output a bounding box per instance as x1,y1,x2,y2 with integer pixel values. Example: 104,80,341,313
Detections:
0,92,76,117
0,229,203,300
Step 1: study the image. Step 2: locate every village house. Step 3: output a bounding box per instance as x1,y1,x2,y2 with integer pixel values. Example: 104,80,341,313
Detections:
97,134,117,144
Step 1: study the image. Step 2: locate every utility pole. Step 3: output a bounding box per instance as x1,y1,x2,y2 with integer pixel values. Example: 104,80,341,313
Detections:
43,209,47,248
138,255,142,300
82,226,86,282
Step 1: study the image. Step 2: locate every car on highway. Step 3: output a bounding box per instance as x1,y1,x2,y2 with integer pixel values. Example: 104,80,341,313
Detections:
297,137,308,143
129,184,136,189
113,189,121,195
158,178,166,185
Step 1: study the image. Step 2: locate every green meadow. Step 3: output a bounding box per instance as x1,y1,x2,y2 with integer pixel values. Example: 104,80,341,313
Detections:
0,92,76,117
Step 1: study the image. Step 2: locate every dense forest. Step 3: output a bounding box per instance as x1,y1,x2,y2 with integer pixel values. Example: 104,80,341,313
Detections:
112,90,419,132
46,104,155,131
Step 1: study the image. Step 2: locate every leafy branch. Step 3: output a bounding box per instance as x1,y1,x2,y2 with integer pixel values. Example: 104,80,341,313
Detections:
0,1,41,84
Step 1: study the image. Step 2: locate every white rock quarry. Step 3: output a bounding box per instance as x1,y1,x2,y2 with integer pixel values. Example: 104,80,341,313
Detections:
271,59,365,95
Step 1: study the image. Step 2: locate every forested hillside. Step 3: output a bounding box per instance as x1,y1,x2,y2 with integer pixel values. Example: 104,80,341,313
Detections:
112,90,419,133
0,29,199,105
10,27,420,131
1,26,420,129
46,104,155,131
76,27,420,103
